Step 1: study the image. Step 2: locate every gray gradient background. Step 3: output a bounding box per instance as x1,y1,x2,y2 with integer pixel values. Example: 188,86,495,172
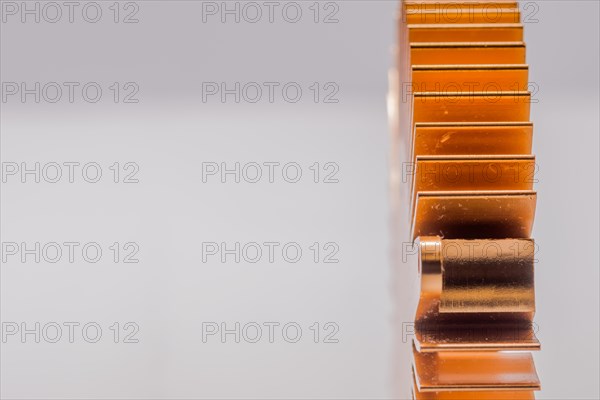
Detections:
0,1,599,399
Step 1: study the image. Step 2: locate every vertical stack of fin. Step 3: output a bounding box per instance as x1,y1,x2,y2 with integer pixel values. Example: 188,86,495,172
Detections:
390,1,541,398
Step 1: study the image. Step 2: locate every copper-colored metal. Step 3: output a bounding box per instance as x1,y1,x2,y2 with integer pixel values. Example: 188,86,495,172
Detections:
411,191,537,240
403,1,519,12
414,236,535,323
440,239,535,314
412,92,531,125
391,1,541,398
411,122,533,164
408,23,523,42
410,155,535,215
413,156,536,189
410,64,528,92
405,9,521,24
412,374,536,400
412,347,541,392
414,324,540,352
410,42,526,65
